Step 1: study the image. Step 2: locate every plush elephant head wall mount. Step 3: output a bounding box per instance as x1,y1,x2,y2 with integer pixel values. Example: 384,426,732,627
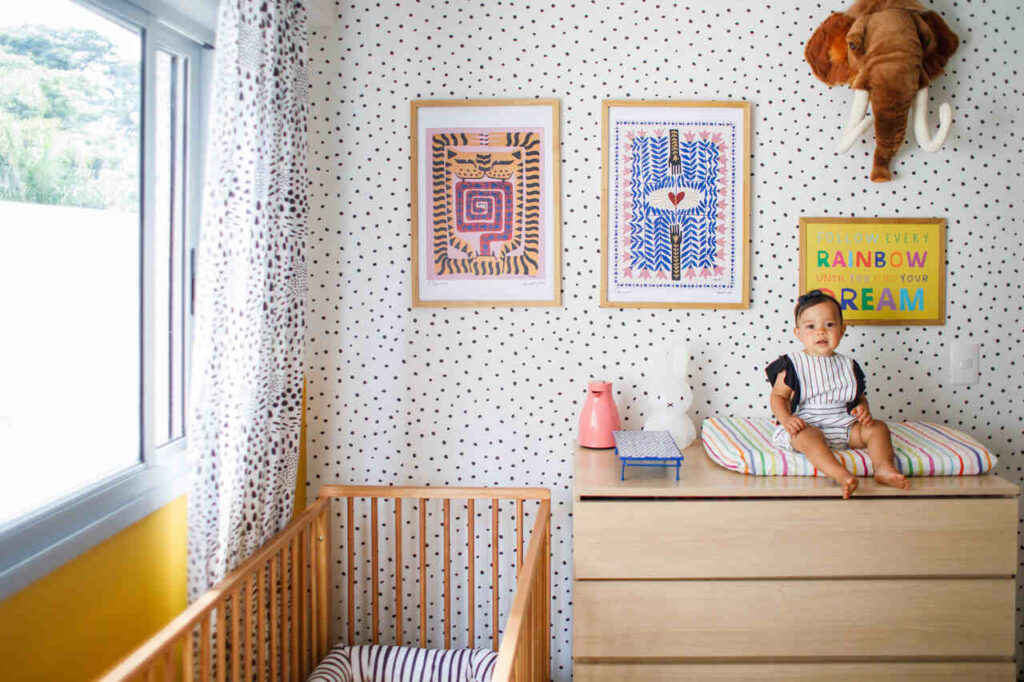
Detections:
806,0,959,182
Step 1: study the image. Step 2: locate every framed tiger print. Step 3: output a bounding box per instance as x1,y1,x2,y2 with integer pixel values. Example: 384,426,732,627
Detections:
600,100,751,309
411,99,561,307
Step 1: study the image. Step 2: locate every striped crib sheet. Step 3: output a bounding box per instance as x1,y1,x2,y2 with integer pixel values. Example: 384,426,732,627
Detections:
308,644,497,682
701,417,996,477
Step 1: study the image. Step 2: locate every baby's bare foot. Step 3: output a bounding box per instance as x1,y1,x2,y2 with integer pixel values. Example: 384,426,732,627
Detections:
875,465,910,490
838,474,858,499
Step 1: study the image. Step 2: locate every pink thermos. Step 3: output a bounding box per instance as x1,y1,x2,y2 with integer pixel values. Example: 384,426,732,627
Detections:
577,381,622,448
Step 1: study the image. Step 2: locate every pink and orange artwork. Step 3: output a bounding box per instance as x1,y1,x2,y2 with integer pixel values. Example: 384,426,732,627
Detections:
412,99,560,307
427,129,544,280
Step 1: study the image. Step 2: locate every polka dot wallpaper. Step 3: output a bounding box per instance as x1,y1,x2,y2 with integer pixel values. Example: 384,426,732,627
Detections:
305,1,1024,678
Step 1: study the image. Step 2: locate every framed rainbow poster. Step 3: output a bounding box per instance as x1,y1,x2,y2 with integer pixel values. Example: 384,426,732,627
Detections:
799,217,946,325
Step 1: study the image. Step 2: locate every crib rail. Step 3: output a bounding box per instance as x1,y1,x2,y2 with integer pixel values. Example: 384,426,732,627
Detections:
318,484,551,668
492,498,551,682
99,485,551,681
98,497,332,682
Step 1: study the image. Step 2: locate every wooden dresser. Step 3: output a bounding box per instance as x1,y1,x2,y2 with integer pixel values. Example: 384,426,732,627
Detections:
573,441,1019,681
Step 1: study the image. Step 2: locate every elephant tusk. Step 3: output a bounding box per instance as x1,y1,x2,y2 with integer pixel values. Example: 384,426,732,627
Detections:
913,87,953,153
836,89,871,154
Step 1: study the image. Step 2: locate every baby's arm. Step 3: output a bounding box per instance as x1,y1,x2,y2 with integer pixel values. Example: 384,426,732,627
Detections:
770,373,806,434
850,395,874,426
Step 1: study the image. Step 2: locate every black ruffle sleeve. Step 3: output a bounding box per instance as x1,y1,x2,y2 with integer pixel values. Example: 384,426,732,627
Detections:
845,359,867,413
765,355,800,414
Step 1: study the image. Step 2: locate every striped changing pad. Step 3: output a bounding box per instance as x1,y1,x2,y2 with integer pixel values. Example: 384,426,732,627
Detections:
701,417,997,476
308,644,497,682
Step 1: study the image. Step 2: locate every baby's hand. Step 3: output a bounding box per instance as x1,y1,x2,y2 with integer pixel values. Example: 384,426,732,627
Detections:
851,404,873,426
782,415,806,435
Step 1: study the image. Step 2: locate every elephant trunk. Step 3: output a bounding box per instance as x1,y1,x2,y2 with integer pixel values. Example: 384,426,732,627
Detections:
868,84,914,183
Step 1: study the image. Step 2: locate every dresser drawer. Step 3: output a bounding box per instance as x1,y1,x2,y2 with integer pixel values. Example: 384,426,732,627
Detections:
574,662,1015,681
573,578,1015,659
574,498,1017,579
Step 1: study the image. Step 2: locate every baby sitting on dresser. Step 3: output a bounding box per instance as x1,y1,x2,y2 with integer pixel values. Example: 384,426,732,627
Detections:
766,290,909,498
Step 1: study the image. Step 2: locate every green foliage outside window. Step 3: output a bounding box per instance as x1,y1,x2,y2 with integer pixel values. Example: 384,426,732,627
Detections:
0,26,139,211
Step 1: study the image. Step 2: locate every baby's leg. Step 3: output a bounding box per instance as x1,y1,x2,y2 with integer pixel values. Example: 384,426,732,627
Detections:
791,426,858,499
850,421,909,490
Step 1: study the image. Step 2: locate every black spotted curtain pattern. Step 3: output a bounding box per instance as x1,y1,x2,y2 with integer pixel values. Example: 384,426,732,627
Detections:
187,0,309,601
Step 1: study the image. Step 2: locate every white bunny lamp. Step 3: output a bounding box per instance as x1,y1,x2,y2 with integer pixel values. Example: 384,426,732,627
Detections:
643,341,697,450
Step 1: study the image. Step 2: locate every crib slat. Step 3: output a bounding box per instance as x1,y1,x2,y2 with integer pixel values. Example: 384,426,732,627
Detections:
371,497,379,645
543,517,551,679
164,647,176,682
231,587,241,682
146,663,156,682
308,522,318,665
394,497,403,647
316,506,331,660
300,527,309,674
183,625,194,682
215,603,225,682
443,498,451,649
270,552,279,681
291,537,300,682
199,616,211,682
346,496,355,647
492,499,499,651
516,499,524,576
467,498,475,648
258,562,267,682
282,549,291,682
419,498,427,648
245,576,255,682
537,568,543,679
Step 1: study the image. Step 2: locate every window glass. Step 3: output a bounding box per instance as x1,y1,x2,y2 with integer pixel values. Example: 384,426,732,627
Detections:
0,0,142,525
154,49,188,447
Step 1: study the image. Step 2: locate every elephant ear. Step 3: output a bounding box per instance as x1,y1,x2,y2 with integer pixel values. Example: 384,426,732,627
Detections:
805,13,856,85
919,11,960,83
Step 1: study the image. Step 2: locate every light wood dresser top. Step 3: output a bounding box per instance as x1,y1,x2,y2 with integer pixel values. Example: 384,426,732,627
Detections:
574,440,1019,500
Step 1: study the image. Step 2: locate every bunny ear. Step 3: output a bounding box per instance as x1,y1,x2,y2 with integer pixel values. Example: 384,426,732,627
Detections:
919,11,959,83
805,12,856,85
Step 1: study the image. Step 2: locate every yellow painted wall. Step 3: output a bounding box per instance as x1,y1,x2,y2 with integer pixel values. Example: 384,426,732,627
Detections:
0,495,188,681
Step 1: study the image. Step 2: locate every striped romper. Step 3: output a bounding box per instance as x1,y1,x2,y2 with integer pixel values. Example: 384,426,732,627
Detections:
768,351,864,451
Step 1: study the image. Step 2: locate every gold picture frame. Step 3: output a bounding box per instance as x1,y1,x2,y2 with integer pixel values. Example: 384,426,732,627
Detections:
799,217,946,325
411,99,561,307
600,100,751,309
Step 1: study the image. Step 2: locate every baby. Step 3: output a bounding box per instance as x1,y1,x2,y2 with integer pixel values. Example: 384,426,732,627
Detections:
766,290,909,498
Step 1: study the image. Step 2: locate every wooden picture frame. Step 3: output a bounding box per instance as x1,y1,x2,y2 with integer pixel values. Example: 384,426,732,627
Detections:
600,100,751,309
411,99,561,307
799,217,946,325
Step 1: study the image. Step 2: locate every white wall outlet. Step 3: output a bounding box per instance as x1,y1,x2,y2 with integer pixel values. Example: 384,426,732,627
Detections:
949,342,980,385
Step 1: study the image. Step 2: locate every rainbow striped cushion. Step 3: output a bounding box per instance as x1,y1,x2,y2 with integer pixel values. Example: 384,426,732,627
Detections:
701,417,997,476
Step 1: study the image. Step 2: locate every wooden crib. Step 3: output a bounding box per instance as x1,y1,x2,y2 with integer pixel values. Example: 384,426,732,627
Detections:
99,485,551,682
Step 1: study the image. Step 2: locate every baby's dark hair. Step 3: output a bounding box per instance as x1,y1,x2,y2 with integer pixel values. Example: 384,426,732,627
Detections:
794,289,843,324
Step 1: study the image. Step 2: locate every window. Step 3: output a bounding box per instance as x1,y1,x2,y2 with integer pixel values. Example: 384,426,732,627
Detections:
0,0,210,598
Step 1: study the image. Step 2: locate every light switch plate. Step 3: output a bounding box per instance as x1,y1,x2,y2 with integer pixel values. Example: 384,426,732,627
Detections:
949,342,979,385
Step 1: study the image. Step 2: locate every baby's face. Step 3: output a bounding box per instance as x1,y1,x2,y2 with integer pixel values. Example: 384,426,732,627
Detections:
794,301,846,356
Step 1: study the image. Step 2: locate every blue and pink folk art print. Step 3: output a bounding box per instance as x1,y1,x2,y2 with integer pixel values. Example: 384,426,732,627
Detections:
412,101,561,307
601,101,750,308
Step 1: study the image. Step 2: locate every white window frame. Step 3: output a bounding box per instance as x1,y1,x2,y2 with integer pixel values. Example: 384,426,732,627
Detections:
0,0,212,600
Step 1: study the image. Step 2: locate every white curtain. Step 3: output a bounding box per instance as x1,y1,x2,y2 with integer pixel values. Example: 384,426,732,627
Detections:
186,0,309,601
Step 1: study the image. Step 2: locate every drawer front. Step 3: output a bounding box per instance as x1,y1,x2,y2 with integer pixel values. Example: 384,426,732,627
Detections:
574,662,1015,681
573,578,1015,659
574,498,1018,578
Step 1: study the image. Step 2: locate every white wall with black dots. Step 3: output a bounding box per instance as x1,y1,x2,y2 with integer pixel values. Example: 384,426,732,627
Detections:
303,1,1024,678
